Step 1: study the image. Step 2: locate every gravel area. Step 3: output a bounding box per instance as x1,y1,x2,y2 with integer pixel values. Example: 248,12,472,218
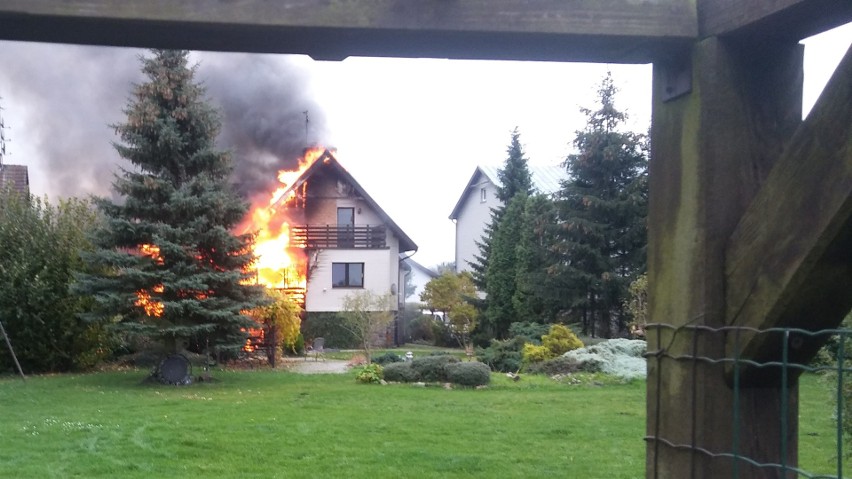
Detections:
285,359,351,374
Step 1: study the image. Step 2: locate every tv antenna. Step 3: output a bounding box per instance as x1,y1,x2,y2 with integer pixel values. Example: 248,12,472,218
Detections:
303,110,309,146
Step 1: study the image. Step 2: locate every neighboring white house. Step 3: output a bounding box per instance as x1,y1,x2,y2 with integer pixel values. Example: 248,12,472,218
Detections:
448,165,566,274
276,149,418,313
400,256,438,303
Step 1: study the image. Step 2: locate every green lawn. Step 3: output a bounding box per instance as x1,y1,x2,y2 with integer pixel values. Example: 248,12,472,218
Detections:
0,368,842,478
0,369,645,478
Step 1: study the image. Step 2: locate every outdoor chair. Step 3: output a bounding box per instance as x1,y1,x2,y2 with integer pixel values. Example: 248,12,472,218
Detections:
307,337,326,362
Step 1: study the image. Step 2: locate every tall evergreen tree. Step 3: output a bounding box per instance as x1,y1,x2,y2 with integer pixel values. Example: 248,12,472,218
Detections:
483,193,528,338
550,72,648,337
74,50,267,355
470,127,533,290
513,193,561,323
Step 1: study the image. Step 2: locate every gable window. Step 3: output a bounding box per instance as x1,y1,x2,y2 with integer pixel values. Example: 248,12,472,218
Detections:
480,188,487,203
332,262,364,288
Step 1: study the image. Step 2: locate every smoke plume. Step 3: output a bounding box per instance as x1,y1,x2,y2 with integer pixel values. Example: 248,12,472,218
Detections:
0,42,329,200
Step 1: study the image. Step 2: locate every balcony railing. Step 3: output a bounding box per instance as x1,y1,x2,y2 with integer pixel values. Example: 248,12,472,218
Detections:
291,225,387,249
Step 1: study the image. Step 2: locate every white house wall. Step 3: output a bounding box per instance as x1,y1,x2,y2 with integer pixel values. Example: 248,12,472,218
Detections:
306,248,399,312
455,176,500,273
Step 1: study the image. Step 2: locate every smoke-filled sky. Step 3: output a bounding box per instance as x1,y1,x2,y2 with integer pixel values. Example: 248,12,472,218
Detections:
0,22,850,267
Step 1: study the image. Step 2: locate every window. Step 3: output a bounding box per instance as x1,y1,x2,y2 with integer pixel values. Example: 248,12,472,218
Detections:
337,207,355,247
332,262,364,288
480,187,487,203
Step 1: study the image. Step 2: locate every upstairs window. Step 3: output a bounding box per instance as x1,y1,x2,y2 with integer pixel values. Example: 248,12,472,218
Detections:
480,188,487,203
332,262,364,288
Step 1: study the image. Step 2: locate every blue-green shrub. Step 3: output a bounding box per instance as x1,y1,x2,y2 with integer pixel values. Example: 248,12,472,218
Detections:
476,337,525,373
445,361,491,387
383,362,419,382
410,355,460,382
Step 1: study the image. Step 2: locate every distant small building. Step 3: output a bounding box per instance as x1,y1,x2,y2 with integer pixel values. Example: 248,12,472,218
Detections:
400,256,438,303
448,165,566,274
0,163,29,197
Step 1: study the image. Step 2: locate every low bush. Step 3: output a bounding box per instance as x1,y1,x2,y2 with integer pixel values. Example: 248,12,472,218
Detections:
407,315,436,343
430,320,456,348
476,337,525,373
522,343,554,365
445,361,491,387
562,339,647,380
525,356,582,376
355,363,384,384
411,355,460,382
542,324,584,356
383,362,419,383
372,352,404,365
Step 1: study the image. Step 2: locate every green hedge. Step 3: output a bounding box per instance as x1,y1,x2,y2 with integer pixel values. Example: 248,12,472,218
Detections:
445,362,491,387
301,312,358,349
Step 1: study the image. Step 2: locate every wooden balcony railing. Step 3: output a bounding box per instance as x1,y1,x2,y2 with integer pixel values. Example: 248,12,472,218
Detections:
291,225,387,249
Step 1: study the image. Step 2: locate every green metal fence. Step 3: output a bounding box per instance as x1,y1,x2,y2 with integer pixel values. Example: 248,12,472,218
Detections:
645,323,851,479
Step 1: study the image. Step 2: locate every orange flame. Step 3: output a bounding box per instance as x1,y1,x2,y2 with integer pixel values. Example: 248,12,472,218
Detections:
240,147,325,290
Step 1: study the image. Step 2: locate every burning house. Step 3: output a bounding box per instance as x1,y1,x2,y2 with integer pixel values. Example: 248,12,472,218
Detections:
240,147,417,335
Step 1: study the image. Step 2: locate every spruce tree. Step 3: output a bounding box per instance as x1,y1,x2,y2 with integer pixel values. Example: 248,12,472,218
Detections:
513,193,561,323
469,127,533,290
483,193,528,338
551,72,648,337
74,50,267,355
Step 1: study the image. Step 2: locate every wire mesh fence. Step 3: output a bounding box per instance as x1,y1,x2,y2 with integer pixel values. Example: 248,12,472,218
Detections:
645,323,851,479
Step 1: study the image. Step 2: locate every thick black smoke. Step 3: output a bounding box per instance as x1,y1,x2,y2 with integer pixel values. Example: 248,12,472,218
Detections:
197,52,330,199
0,42,328,200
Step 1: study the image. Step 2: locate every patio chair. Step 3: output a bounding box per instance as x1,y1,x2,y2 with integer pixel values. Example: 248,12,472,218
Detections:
307,337,326,362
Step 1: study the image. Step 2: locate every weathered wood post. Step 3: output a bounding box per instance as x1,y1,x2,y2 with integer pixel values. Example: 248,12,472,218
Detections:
647,37,805,478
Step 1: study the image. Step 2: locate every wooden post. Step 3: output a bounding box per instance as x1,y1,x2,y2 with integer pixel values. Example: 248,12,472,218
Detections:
0,319,25,381
647,36,804,478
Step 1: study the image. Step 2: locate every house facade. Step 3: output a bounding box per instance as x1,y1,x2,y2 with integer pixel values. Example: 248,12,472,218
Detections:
278,150,417,313
449,165,566,274
401,256,438,304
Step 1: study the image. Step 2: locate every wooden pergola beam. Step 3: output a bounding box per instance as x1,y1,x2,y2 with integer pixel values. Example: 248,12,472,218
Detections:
0,0,696,63
699,0,852,40
724,45,852,385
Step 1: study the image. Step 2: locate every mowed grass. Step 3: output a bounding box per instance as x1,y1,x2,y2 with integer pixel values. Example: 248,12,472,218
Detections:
0,368,842,478
0,369,646,478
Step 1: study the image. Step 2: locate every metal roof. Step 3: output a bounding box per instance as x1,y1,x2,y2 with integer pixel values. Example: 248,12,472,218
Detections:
449,164,567,220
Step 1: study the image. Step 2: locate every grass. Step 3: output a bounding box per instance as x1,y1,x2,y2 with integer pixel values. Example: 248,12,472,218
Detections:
0,368,646,478
0,365,842,478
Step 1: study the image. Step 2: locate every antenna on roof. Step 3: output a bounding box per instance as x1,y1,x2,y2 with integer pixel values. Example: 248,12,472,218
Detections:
303,110,309,147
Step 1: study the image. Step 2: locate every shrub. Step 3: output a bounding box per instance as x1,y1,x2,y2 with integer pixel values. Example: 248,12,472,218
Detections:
291,333,305,356
355,363,383,384
301,312,358,349
445,361,491,387
410,355,460,382
509,322,550,343
561,339,647,380
522,343,554,365
430,320,456,348
542,324,584,356
407,315,436,343
476,337,525,373
383,362,419,383
525,356,582,375
372,352,404,365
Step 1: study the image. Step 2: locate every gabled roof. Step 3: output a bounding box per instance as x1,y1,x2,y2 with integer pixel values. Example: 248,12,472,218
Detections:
0,164,29,196
448,164,567,220
275,149,417,252
400,255,438,279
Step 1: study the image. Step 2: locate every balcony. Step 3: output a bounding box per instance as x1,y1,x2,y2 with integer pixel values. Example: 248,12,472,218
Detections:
291,225,387,249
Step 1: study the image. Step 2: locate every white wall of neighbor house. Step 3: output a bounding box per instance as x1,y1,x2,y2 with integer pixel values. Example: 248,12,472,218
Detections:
455,177,499,273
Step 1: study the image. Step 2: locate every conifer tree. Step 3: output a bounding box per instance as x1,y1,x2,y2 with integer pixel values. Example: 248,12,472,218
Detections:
74,50,267,355
483,193,528,338
513,193,561,323
551,72,648,337
469,127,533,290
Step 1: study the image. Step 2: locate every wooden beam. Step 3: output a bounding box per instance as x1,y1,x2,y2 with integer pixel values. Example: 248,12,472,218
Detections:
725,45,852,385
699,0,852,41
0,0,696,62
648,37,803,478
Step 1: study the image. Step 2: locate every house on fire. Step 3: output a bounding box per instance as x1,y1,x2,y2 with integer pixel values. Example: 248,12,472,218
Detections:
449,165,566,275
274,149,417,318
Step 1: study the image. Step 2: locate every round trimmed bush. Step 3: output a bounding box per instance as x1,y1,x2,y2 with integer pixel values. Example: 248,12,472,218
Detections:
383,362,419,383
372,352,404,365
445,361,491,387
410,355,460,382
